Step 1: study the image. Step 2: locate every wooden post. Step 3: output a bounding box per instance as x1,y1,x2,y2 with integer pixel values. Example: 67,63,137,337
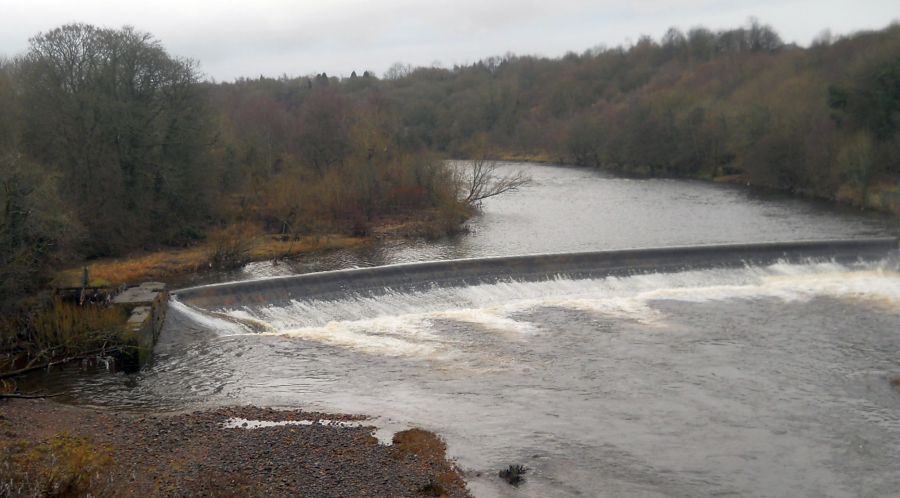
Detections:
80,266,89,305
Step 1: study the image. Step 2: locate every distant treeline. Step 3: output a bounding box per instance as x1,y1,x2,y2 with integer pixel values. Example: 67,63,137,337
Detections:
205,19,900,211
2,20,899,310
368,20,899,204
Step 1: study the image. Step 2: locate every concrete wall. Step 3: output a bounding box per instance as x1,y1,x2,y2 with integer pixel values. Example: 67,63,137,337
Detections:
112,282,168,370
175,238,898,309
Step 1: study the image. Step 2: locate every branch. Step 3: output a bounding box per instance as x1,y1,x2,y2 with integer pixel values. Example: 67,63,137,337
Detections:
461,159,531,205
0,392,64,399
0,346,130,379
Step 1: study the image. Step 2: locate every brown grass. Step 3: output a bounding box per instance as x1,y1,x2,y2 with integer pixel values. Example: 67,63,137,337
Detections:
55,233,369,287
494,150,557,163
28,301,129,354
0,432,115,497
392,428,448,458
392,429,467,497
0,299,129,374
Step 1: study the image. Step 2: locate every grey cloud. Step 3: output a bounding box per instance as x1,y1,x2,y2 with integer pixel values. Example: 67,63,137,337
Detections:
1,0,897,81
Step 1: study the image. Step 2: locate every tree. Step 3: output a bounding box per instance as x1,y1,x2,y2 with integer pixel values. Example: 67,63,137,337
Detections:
661,27,688,61
455,157,531,209
0,152,75,308
746,18,783,52
384,62,413,80
295,87,353,173
20,23,210,255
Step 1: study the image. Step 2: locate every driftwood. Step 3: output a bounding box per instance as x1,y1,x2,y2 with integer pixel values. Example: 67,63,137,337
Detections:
0,392,64,399
0,347,127,379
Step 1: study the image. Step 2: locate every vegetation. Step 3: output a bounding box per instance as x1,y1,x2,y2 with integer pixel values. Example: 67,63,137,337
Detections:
1,299,129,379
392,429,466,496
1,19,899,374
0,432,114,497
363,19,899,211
0,24,487,372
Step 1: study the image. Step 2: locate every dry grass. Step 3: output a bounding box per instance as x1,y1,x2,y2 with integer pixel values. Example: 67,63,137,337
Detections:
494,150,557,163
0,432,115,497
55,233,369,287
27,301,129,355
393,428,448,458
371,208,472,240
0,299,129,376
392,429,467,497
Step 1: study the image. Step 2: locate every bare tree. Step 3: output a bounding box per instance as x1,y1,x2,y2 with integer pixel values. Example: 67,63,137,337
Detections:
457,158,531,209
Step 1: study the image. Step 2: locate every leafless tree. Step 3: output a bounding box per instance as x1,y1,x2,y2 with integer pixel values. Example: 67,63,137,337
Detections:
457,158,531,209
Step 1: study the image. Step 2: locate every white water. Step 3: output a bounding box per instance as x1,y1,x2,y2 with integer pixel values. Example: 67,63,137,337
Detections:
189,259,900,363
153,258,900,497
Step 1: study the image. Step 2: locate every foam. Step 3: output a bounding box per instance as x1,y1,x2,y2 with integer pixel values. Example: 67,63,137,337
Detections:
175,260,900,358
168,300,254,336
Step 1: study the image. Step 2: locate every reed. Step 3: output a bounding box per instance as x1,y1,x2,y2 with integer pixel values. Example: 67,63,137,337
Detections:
27,300,128,356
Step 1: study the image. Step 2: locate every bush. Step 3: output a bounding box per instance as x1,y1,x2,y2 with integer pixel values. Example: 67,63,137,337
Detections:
207,223,259,270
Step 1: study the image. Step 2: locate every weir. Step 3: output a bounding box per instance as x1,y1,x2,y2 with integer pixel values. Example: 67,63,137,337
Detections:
175,237,898,308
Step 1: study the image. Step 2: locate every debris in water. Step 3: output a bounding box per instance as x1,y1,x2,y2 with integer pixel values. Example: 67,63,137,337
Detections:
499,464,527,486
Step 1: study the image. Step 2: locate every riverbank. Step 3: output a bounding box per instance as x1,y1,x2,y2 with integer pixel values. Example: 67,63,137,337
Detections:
52,209,472,289
0,399,470,497
493,153,900,217
53,234,370,288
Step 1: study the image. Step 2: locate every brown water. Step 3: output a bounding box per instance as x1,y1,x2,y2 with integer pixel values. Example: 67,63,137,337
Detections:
23,163,900,497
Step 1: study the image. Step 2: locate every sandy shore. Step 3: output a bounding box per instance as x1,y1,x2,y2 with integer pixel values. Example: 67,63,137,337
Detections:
0,399,470,497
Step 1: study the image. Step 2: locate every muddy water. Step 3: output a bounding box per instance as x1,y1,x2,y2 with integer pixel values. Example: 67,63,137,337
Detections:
27,163,900,497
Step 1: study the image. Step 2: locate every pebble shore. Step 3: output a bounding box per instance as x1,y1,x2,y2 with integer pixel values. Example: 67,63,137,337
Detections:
0,399,470,497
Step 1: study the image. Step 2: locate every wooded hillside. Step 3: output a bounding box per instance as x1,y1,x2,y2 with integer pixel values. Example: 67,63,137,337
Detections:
1,20,898,338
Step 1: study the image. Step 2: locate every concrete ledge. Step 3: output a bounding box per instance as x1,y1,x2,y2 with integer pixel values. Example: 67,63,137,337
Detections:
112,283,169,369
175,238,899,309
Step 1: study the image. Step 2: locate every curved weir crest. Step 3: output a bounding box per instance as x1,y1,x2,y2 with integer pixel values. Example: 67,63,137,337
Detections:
175,238,898,309
56,238,900,497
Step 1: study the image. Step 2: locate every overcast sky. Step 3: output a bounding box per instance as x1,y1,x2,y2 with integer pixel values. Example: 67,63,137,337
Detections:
1,1,897,81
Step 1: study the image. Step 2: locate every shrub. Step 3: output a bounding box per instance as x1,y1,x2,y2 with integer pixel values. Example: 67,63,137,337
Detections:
207,223,259,270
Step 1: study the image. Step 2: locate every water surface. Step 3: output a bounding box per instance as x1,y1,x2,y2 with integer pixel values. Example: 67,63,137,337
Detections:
28,163,900,497
228,162,895,280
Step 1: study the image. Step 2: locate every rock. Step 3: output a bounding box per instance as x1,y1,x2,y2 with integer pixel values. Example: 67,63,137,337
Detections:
499,464,527,486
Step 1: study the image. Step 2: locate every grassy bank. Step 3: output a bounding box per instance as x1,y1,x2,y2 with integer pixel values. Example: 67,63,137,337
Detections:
493,150,561,164
3,206,470,379
54,233,369,288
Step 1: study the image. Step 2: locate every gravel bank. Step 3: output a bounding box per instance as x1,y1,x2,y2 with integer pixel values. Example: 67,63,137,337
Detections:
0,399,470,497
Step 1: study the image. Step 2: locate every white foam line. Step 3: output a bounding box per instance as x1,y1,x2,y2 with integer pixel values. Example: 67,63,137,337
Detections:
222,417,397,444
270,321,440,358
169,299,253,336
223,417,367,429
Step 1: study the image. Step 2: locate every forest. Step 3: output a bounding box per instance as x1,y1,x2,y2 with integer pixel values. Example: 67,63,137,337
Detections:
1,20,899,366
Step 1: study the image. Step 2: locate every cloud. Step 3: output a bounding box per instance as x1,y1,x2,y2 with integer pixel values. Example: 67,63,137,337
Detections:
1,0,897,81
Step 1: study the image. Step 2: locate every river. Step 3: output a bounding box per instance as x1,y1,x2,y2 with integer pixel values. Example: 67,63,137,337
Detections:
26,163,900,497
